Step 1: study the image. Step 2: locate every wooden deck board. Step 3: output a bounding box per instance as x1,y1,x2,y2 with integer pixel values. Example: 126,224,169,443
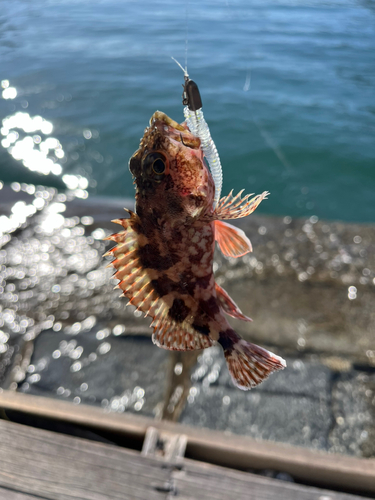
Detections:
0,391,374,496
0,419,371,500
175,461,370,500
0,488,45,500
0,420,169,500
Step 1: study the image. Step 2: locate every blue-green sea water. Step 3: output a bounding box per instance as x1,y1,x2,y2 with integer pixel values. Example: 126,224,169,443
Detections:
0,0,374,222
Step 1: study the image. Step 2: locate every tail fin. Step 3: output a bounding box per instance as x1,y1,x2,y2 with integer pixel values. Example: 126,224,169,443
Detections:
224,339,286,390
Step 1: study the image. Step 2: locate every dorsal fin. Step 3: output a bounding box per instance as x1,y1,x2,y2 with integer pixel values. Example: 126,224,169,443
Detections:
215,283,252,322
213,190,269,220
214,220,252,258
104,211,159,314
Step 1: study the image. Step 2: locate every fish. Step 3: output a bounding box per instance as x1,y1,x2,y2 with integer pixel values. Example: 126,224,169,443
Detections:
105,111,286,390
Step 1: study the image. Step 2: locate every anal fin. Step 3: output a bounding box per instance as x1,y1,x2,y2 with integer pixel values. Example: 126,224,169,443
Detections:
151,301,213,351
215,283,252,322
153,323,212,351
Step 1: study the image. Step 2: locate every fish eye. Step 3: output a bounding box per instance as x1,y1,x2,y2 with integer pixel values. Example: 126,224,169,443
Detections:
152,158,166,174
142,152,168,179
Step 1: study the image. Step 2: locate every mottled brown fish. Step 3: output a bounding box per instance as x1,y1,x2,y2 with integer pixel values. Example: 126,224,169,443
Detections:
105,111,286,390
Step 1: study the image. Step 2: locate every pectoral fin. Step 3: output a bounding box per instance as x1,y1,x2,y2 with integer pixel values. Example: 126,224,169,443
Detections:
215,283,252,322
214,220,252,257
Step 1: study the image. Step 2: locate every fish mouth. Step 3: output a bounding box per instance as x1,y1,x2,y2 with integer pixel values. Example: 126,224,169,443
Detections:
150,111,201,150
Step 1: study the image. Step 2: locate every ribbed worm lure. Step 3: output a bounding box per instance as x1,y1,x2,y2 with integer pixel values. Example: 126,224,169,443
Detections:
182,73,223,209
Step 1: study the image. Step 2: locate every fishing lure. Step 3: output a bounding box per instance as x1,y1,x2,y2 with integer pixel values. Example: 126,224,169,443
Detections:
182,73,223,209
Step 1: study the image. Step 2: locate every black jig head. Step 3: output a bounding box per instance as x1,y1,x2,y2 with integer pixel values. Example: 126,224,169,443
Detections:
182,75,202,112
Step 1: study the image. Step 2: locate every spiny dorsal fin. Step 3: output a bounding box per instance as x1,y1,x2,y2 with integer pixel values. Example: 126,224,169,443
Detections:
214,220,252,258
104,211,158,314
213,190,269,220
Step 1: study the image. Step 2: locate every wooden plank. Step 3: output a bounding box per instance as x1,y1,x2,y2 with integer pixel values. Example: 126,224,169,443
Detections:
173,461,369,500
0,420,369,500
0,420,169,500
0,488,44,500
0,390,374,495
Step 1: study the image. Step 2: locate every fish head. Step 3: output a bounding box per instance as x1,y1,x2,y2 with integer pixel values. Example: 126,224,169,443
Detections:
129,111,215,220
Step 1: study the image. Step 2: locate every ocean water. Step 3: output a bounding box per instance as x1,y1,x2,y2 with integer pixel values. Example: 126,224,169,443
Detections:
0,0,374,222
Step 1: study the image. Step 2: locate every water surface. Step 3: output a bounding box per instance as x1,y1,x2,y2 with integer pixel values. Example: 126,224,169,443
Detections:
0,0,374,222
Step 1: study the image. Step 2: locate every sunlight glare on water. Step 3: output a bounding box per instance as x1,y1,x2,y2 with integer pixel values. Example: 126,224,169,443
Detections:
1,106,89,196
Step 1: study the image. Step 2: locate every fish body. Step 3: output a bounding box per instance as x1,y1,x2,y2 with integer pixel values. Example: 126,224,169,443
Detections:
106,111,285,390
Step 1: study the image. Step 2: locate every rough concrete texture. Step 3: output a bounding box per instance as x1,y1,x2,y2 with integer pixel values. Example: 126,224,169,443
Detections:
181,349,331,450
330,371,375,457
19,328,170,419
213,214,375,361
179,346,375,456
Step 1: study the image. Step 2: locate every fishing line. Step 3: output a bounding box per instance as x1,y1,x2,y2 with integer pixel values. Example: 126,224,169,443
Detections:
244,73,320,212
171,0,189,74
246,106,293,175
243,65,293,177
171,57,188,78
185,0,189,73
243,68,251,92
239,15,320,214
172,1,226,208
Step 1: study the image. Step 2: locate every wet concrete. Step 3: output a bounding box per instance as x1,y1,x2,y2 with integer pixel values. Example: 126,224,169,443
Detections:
179,347,375,457
214,214,375,361
20,329,170,418
0,183,374,457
